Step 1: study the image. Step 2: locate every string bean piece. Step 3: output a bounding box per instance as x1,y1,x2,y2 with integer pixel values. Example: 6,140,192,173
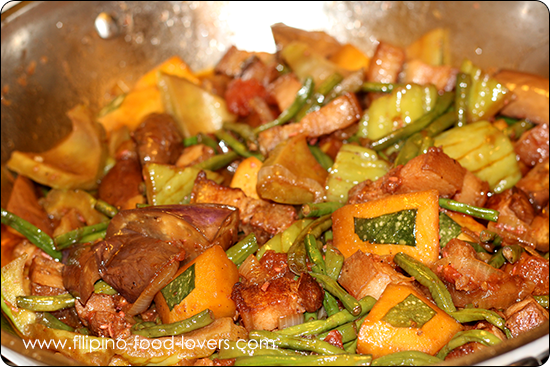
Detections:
305,234,326,275
38,312,74,332
502,244,524,264
317,321,358,344
288,214,332,275
193,151,239,171
295,73,344,120
214,129,264,161
533,295,549,309
301,202,344,218
438,198,499,222
488,247,507,269
16,294,75,312
455,72,472,127
1,208,62,261
504,119,534,140
343,339,358,354
423,110,458,138
394,252,457,313
370,91,455,151
371,350,443,366
93,280,118,295
226,233,259,267
479,230,503,246
309,272,362,316
234,354,372,366
436,330,503,360
277,296,376,337
131,309,214,337
218,340,301,359
418,135,434,155
253,76,314,134
393,132,423,167
450,308,507,332
223,122,259,146
54,222,109,250
308,145,334,171
249,330,345,355
93,199,118,218
323,292,341,317
324,243,344,281
79,230,106,244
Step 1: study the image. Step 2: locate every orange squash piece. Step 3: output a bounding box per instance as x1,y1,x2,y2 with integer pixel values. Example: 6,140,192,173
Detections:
155,245,239,323
357,284,463,359
332,190,439,265
230,157,262,199
329,43,370,71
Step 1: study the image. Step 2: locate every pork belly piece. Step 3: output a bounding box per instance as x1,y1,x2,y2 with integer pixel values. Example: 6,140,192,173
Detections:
452,170,490,208
271,23,343,59
531,209,549,252
486,188,537,249
75,293,133,339
339,251,412,300
98,140,144,210
504,297,549,338
516,158,549,211
402,59,457,92
366,42,406,84
444,321,506,361
133,113,183,166
214,46,257,78
30,255,65,291
258,93,362,154
6,175,53,236
503,253,549,296
175,144,216,168
191,171,296,244
225,78,270,117
494,70,549,125
514,122,549,167
267,73,305,113
433,239,534,310
231,273,324,331
348,147,466,204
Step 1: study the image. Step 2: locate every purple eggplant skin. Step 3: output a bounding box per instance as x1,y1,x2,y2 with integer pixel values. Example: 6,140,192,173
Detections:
106,204,239,262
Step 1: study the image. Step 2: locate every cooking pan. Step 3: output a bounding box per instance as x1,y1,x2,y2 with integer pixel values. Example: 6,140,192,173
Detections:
1,1,549,365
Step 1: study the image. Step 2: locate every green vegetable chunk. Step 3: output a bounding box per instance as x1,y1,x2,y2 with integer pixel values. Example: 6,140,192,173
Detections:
354,209,417,246
382,294,436,328
439,212,462,247
160,264,195,311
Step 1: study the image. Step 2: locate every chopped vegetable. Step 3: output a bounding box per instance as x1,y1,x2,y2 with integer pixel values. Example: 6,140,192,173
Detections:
132,309,214,337
434,120,522,192
357,284,463,359
406,28,451,66
325,144,390,203
230,156,263,199
332,190,440,265
226,233,259,266
436,330,502,360
16,294,75,312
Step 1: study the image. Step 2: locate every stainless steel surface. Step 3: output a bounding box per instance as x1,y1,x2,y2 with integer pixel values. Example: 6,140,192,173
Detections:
1,1,549,365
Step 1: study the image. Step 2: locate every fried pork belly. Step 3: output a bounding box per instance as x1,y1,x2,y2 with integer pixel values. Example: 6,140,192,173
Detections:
348,147,468,204
190,171,297,244
514,122,549,167
503,253,549,296
366,42,405,84
504,297,549,338
402,59,457,92
339,251,412,300
231,273,323,331
516,158,549,211
30,255,65,292
75,293,133,339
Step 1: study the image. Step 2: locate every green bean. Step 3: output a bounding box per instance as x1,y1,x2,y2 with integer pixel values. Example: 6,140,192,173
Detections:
533,295,549,309
545,252,549,261
479,230,503,246
343,339,358,354
304,311,318,322
361,81,402,93
278,296,377,337
306,234,326,275
54,222,109,250
131,309,214,337
308,145,334,171
450,308,507,331
488,247,506,269
323,292,341,317
318,321,357,344
226,233,259,267
324,244,344,282
465,241,489,254
309,272,362,316
254,77,314,134
249,330,344,355
16,294,75,312
223,122,259,146
131,321,158,332
502,245,524,264
324,230,333,242
394,132,423,167
394,252,456,313
197,133,221,152
455,72,471,127
218,340,301,359
79,230,106,244
371,350,443,366
1,208,62,261
38,312,74,332
288,214,332,275
93,280,118,295
438,198,499,222
370,91,455,151
193,151,239,171
214,129,264,161
234,354,373,366
93,199,118,218
504,119,534,140
183,136,199,147
418,135,434,155
436,330,503,360
296,73,344,121
423,110,457,138
301,202,344,218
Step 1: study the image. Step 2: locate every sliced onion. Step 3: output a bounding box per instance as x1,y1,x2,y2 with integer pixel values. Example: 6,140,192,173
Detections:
127,261,179,316
278,313,304,330
239,254,269,285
